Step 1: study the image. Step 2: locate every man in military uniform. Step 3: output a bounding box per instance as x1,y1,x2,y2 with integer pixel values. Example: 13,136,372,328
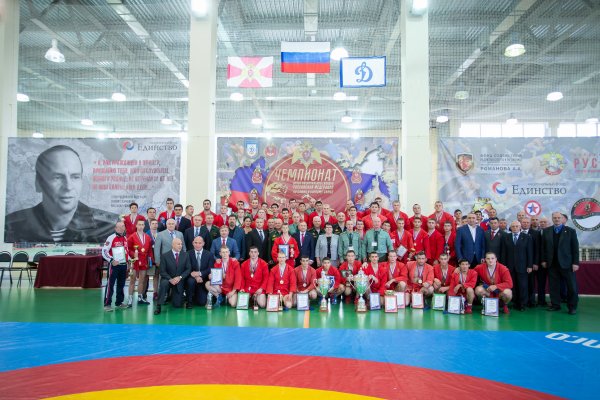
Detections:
4,145,118,243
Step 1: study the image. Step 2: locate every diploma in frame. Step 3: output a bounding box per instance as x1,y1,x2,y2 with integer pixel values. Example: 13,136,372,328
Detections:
433,293,446,311
447,296,462,314
278,244,290,259
396,292,406,309
236,292,250,310
483,297,499,317
112,246,126,264
411,292,424,309
296,293,309,311
210,268,223,285
384,294,398,312
369,293,381,310
266,294,280,312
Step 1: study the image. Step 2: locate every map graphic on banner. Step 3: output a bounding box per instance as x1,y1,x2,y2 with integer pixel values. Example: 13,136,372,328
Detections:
216,138,399,213
438,137,600,246
4,138,180,244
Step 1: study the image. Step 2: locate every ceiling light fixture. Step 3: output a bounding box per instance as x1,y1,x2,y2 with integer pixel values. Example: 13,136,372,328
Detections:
546,91,563,102
17,91,30,102
330,46,349,61
111,86,126,102
506,114,518,125
32,130,43,138
230,92,244,101
341,112,353,124
410,0,428,16
436,114,449,123
81,113,94,126
454,90,469,100
191,0,209,18
45,39,65,63
161,113,173,125
333,91,347,101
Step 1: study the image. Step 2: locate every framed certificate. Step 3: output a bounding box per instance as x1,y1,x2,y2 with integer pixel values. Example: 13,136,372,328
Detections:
296,293,309,311
210,268,223,285
112,246,126,264
483,297,499,317
448,296,463,314
384,295,398,313
411,292,424,309
433,293,446,311
397,245,407,257
369,293,381,310
266,294,280,312
396,292,406,309
278,244,290,259
236,292,250,310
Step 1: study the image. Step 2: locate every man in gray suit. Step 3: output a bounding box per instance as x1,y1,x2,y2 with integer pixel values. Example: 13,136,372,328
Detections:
315,223,340,267
154,237,191,315
153,218,186,268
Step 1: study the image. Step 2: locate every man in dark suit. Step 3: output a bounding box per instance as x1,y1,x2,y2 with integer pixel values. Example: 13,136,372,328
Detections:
484,217,504,261
245,217,270,262
185,236,215,308
292,220,315,265
201,214,220,250
501,220,533,311
184,215,210,251
174,204,191,233
455,212,486,268
541,212,579,315
521,217,542,307
154,237,191,315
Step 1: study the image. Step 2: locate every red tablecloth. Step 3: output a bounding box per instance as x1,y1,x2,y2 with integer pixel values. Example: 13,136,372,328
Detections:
34,255,103,288
577,261,600,295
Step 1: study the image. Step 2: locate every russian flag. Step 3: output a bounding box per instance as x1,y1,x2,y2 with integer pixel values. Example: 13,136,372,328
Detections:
281,41,330,74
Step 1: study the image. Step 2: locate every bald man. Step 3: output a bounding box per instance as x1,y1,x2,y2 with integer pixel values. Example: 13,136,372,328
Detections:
154,238,191,315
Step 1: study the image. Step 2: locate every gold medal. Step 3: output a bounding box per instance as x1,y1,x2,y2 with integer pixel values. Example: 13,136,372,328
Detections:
141,248,145,253
280,279,284,284
303,283,307,287
418,279,423,284
251,273,254,278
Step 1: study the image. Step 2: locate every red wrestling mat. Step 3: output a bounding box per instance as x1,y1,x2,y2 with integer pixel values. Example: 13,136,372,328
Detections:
1,353,559,399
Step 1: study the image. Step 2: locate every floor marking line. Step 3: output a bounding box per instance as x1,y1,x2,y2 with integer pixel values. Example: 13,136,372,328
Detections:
303,310,310,328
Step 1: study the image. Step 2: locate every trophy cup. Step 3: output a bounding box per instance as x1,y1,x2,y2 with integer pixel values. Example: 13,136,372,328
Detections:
207,292,213,310
278,290,283,311
253,293,259,311
315,271,330,312
128,246,139,274
351,269,370,313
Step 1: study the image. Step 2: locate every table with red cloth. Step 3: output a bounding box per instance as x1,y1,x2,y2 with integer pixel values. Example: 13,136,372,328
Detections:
577,261,600,295
34,255,103,288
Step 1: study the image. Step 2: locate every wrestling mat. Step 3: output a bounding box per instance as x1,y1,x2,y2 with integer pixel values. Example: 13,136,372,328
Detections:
0,289,598,399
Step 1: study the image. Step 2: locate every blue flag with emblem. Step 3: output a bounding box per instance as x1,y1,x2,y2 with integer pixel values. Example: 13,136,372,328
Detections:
340,56,386,88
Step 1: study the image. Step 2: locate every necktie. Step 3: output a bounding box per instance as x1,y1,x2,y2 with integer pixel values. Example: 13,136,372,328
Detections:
555,226,561,234
326,236,332,258
349,233,353,244
195,228,199,237
175,252,179,264
374,230,379,245
196,251,201,264
176,217,180,229
170,231,175,239
301,233,304,246
222,238,226,247
491,231,495,240
259,230,264,241
513,234,518,244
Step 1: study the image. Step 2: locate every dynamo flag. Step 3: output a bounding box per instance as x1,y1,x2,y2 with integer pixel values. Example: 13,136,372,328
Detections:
340,56,386,88
281,41,330,73
227,57,273,88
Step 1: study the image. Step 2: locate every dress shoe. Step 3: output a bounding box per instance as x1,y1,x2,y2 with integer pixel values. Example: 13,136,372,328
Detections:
518,306,527,312
537,302,548,307
186,303,193,309
154,305,162,315
568,309,577,315
547,305,561,311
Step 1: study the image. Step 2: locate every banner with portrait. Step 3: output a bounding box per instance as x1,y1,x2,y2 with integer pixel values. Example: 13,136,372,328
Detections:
438,137,600,246
216,137,399,213
4,138,180,244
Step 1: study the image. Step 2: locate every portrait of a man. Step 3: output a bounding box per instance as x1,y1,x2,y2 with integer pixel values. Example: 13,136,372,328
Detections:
4,145,119,243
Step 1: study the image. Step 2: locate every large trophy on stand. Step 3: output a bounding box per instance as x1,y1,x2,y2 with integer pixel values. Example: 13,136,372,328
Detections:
315,271,330,312
351,269,371,312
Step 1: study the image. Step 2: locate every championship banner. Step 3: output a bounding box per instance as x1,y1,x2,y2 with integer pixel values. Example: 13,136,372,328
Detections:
217,138,399,213
4,138,180,244
438,137,600,246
